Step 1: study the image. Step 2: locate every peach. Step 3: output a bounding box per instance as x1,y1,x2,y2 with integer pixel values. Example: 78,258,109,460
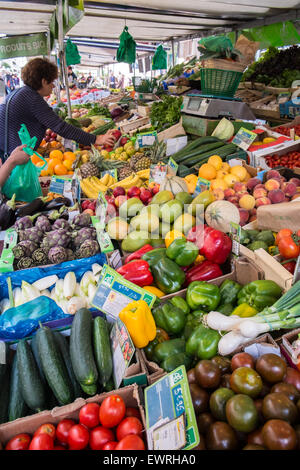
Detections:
284,197,290,202
249,215,257,222
256,197,271,207
224,188,236,199
227,196,239,205
239,194,256,210
236,191,249,200
253,187,267,199
265,179,281,191
289,177,300,187
250,208,257,216
233,182,247,193
268,189,285,204
211,188,225,200
247,177,261,191
283,182,297,197
239,208,250,226
266,170,281,180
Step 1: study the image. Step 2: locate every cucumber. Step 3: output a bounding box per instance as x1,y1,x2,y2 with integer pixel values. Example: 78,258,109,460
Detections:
172,136,220,161
0,342,8,384
70,308,98,395
54,331,82,399
8,353,28,421
93,316,113,387
103,377,115,393
17,339,47,412
184,144,238,167
91,121,114,135
31,334,47,386
176,142,225,164
36,326,74,406
0,366,10,424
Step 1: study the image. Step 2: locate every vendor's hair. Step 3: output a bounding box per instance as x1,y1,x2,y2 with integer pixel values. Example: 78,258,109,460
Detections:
21,58,58,90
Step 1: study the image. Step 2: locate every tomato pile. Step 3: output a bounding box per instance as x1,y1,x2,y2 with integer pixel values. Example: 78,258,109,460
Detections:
275,125,300,138
276,228,300,275
264,151,300,169
4,395,146,451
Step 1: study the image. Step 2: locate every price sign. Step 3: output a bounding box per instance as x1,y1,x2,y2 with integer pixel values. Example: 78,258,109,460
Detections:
49,176,73,196
193,177,210,196
149,163,168,184
153,414,186,450
167,157,178,176
166,136,187,157
110,317,135,389
144,366,199,451
232,127,258,151
230,222,242,259
95,193,108,224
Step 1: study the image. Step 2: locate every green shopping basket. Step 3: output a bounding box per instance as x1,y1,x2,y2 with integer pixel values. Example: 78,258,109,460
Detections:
200,68,243,98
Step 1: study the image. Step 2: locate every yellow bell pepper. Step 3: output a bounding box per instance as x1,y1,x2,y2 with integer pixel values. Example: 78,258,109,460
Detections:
231,303,258,318
118,300,156,348
143,286,165,298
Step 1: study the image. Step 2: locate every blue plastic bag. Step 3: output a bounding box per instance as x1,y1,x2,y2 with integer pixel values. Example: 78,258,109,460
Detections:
0,253,106,340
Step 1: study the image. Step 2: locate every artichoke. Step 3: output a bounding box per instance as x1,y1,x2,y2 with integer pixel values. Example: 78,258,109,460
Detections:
18,227,44,244
73,213,91,228
35,215,52,233
13,241,38,259
16,257,34,270
73,227,97,247
66,248,75,261
44,229,71,248
77,239,100,259
14,214,39,231
48,246,68,265
32,249,49,265
52,218,70,231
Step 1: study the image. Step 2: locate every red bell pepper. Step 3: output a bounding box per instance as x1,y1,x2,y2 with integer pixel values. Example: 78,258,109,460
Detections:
117,259,153,287
188,225,232,265
124,244,154,264
185,260,223,286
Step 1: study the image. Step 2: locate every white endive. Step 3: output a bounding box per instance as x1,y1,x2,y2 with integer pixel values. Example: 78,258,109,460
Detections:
67,296,86,315
63,272,77,300
21,281,40,302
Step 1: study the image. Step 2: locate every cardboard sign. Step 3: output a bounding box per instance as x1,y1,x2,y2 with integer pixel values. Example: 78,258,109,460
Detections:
110,317,135,389
230,222,242,258
153,414,186,450
232,127,258,151
144,366,199,451
166,136,188,157
92,264,156,319
49,176,73,197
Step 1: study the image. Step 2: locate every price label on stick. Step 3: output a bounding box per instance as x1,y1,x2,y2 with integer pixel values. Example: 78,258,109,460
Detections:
232,127,257,151
149,163,168,184
110,317,135,389
193,177,210,196
167,157,178,176
293,255,300,284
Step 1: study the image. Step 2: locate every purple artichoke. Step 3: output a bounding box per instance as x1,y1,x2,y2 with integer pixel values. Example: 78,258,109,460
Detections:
35,215,52,233
72,213,91,228
48,246,68,264
12,241,38,259
44,228,71,248
73,227,97,247
52,218,70,231
15,214,39,231
77,239,100,259
18,227,44,243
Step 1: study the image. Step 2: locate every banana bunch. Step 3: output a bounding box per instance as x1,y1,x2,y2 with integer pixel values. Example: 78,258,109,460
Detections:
136,169,150,180
109,174,144,190
80,169,150,198
100,173,117,187
80,176,108,198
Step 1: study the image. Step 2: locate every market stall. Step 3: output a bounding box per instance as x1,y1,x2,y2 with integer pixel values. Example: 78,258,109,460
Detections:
2,0,300,454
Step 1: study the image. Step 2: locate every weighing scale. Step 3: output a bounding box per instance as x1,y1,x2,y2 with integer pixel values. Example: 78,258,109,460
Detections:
182,93,256,121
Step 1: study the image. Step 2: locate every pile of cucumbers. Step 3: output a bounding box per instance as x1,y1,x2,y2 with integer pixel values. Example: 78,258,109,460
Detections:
0,309,113,424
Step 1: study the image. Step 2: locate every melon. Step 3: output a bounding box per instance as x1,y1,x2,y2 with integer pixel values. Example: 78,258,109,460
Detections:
205,200,240,233
159,175,188,195
106,217,129,240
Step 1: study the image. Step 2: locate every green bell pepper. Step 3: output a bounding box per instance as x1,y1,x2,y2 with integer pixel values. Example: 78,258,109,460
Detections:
183,310,205,340
170,296,190,315
151,257,186,294
141,248,167,267
219,279,242,305
255,230,275,246
161,352,192,373
237,280,282,311
144,328,169,361
166,238,199,267
247,240,268,252
217,303,234,316
186,281,221,312
186,324,221,360
152,300,186,335
153,338,186,364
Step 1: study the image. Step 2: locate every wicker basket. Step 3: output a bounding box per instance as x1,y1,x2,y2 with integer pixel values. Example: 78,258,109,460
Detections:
200,59,245,97
201,59,246,72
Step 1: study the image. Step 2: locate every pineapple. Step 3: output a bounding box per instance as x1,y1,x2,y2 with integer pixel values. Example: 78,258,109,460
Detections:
80,162,99,179
144,141,167,164
78,145,126,178
118,164,134,180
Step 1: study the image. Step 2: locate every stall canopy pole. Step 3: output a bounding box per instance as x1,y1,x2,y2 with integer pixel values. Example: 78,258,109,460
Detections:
171,40,175,67
57,0,72,119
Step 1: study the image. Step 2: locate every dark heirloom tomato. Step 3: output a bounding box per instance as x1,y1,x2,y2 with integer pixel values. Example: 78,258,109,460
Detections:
206,422,238,450
226,394,259,433
187,368,197,385
197,412,215,434
220,373,231,389
262,419,297,450
243,444,265,450
294,424,300,450
230,367,263,398
258,382,271,398
283,367,300,392
209,388,234,421
231,353,255,371
256,354,287,384
189,384,209,414
247,427,265,447
262,393,298,424
195,360,221,389
254,399,265,424
271,382,300,403
211,355,231,374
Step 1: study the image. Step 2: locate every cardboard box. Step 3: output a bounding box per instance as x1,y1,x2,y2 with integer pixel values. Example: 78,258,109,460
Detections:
0,384,146,448
230,333,280,356
157,118,186,142
281,328,300,369
137,105,151,117
256,200,300,233
119,116,150,134
247,126,294,168
139,349,166,386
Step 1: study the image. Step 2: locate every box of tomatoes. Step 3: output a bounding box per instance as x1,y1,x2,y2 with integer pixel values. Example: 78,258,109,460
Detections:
0,384,147,450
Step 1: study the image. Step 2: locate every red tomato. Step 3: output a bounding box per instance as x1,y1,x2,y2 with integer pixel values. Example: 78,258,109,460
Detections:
5,433,31,451
99,395,126,428
115,434,145,450
282,260,296,274
53,445,66,450
231,353,255,371
89,426,115,450
56,419,76,444
116,417,143,441
102,441,118,450
29,434,54,450
125,407,141,419
68,424,89,450
278,237,300,259
34,423,56,440
79,403,100,428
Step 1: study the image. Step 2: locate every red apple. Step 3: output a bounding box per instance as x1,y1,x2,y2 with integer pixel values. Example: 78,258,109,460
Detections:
104,145,113,152
139,189,152,204
105,194,115,205
127,186,141,198
113,186,126,198
151,184,160,195
112,130,122,140
120,137,129,146
114,195,128,208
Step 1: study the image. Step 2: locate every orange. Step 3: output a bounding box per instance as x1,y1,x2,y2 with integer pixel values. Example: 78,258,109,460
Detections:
49,149,63,160
198,163,217,181
48,158,61,169
63,159,73,170
210,179,228,191
54,164,68,176
208,155,223,170
63,151,76,161
230,165,247,182
31,154,44,165
40,169,49,177
40,139,47,147
35,161,45,168
67,171,74,175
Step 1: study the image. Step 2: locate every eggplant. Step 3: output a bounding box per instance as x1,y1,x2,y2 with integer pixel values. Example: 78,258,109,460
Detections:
15,196,48,218
42,197,72,212
0,193,17,230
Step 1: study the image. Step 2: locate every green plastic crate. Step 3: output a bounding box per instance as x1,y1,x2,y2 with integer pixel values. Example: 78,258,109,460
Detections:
200,68,243,98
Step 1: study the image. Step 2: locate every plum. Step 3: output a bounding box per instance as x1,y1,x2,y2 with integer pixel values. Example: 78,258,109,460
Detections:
268,189,285,204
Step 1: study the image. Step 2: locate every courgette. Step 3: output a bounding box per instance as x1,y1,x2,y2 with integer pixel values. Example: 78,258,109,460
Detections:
54,331,82,399
70,308,98,395
93,316,113,387
17,339,47,412
8,353,28,422
31,334,47,386
171,136,220,161
176,142,225,164
0,366,10,424
0,341,8,384
91,121,114,136
184,144,238,167
36,326,74,406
